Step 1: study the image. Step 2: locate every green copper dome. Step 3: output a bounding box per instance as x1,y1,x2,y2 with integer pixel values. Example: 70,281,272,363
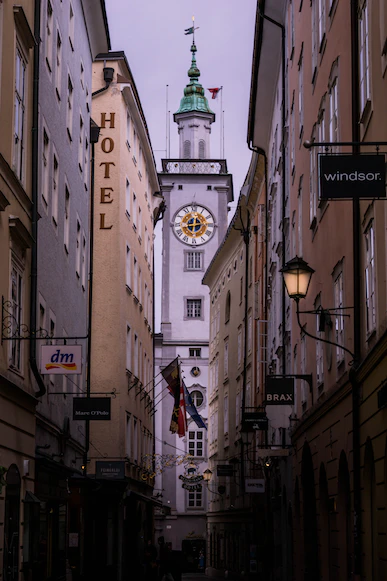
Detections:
175,42,215,117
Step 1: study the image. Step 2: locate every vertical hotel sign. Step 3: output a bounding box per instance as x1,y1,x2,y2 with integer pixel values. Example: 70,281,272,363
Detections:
98,111,116,230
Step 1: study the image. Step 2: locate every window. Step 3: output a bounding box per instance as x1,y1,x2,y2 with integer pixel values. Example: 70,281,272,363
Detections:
188,490,202,508
80,61,84,89
236,390,241,426
225,291,231,323
126,414,132,458
185,251,202,270
81,234,86,290
69,3,74,50
134,335,139,376
298,175,303,256
291,97,295,171
125,179,130,217
64,186,70,252
42,129,50,206
133,129,137,160
133,417,138,462
133,256,138,296
329,76,339,144
186,298,202,318
207,185,212,191
178,185,183,191
14,48,26,181
188,431,204,456
359,2,370,114
52,152,59,224
240,277,243,304
67,75,74,139
184,140,191,159
224,339,229,378
189,348,201,358
126,113,131,147
190,390,203,407
318,0,326,50
248,313,252,353
78,115,84,172
333,270,345,363
298,46,304,134
76,218,81,277
84,136,89,188
138,207,142,239
46,1,53,70
126,325,131,370
237,327,242,367
224,394,229,434
365,222,376,334
133,193,137,229
55,32,62,99
198,140,205,159
315,296,324,387
309,127,317,226
10,260,23,370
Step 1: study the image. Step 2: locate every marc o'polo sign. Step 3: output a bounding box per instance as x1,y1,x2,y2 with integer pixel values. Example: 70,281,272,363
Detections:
266,376,294,405
319,154,386,200
41,345,82,375
73,397,111,420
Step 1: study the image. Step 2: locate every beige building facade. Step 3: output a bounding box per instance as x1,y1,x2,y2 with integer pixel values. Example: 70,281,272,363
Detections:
0,2,37,578
86,52,161,580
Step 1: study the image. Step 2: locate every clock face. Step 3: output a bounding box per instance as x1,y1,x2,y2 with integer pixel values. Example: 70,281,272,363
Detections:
173,204,215,246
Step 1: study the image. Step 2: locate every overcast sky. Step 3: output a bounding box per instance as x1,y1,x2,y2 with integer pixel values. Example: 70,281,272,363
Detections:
105,0,257,328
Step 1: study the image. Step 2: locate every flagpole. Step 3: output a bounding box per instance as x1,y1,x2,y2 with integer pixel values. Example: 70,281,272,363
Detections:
166,84,169,158
221,86,224,158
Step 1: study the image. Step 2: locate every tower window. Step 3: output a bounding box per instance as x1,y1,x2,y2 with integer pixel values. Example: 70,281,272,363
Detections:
185,251,203,271
199,140,205,159
178,185,183,190
207,185,212,191
186,298,202,319
184,140,191,159
189,348,201,358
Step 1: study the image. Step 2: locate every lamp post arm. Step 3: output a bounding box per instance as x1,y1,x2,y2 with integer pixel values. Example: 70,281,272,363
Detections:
295,300,355,361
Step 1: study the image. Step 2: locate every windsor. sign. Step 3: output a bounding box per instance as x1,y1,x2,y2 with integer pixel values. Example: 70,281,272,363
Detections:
319,154,386,200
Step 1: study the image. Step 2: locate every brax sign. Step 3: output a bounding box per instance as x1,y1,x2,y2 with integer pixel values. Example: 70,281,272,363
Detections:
266,376,294,405
319,154,386,199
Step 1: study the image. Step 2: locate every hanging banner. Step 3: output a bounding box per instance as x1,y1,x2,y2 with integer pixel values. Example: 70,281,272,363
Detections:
266,376,294,405
319,154,386,200
41,345,82,375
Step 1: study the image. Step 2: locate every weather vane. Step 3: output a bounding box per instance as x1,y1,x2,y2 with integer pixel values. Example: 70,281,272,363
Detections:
184,15,199,42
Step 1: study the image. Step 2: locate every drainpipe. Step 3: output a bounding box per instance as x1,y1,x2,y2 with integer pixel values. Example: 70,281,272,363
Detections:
92,65,114,98
350,1,361,578
30,0,46,398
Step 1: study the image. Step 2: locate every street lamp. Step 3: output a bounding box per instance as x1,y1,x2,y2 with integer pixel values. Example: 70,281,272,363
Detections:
280,256,315,301
203,469,212,483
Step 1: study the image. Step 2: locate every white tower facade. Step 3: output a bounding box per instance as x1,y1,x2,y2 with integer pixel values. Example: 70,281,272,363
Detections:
154,38,233,561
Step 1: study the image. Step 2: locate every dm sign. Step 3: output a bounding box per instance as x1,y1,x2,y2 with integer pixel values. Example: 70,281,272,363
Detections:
319,154,386,200
266,376,294,405
41,345,82,375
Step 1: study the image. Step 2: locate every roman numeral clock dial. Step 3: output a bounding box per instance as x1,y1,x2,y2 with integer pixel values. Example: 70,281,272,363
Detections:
173,204,215,246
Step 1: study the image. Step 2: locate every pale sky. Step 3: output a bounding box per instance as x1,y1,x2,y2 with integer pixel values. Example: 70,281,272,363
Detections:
104,0,257,328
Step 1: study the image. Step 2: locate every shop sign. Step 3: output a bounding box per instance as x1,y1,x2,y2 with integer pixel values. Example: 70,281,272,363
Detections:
179,472,203,492
96,461,125,480
242,412,268,432
40,345,82,375
216,465,234,477
266,376,294,405
245,478,265,493
73,397,111,420
319,154,386,200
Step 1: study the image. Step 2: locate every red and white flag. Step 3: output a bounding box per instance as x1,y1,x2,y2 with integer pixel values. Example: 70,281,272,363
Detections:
177,383,187,437
208,87,221,99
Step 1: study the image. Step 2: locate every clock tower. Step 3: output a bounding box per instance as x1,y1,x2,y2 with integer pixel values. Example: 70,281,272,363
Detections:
154,36,233,547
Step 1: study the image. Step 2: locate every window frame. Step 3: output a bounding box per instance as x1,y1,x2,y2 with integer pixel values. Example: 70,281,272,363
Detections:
185,297,204,320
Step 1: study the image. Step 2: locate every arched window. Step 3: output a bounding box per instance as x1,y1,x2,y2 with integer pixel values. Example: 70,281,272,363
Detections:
190,390,204,408
184,140,191,159
225,291,231,323
199,140,206,159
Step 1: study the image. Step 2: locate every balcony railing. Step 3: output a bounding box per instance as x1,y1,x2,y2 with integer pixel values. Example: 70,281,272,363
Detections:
161,159,228,174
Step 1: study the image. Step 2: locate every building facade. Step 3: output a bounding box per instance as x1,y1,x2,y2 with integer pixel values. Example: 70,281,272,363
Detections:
87,52,161,581
248,0,387,579
0,3,36,579
33,2,109,579
155,38,233,564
